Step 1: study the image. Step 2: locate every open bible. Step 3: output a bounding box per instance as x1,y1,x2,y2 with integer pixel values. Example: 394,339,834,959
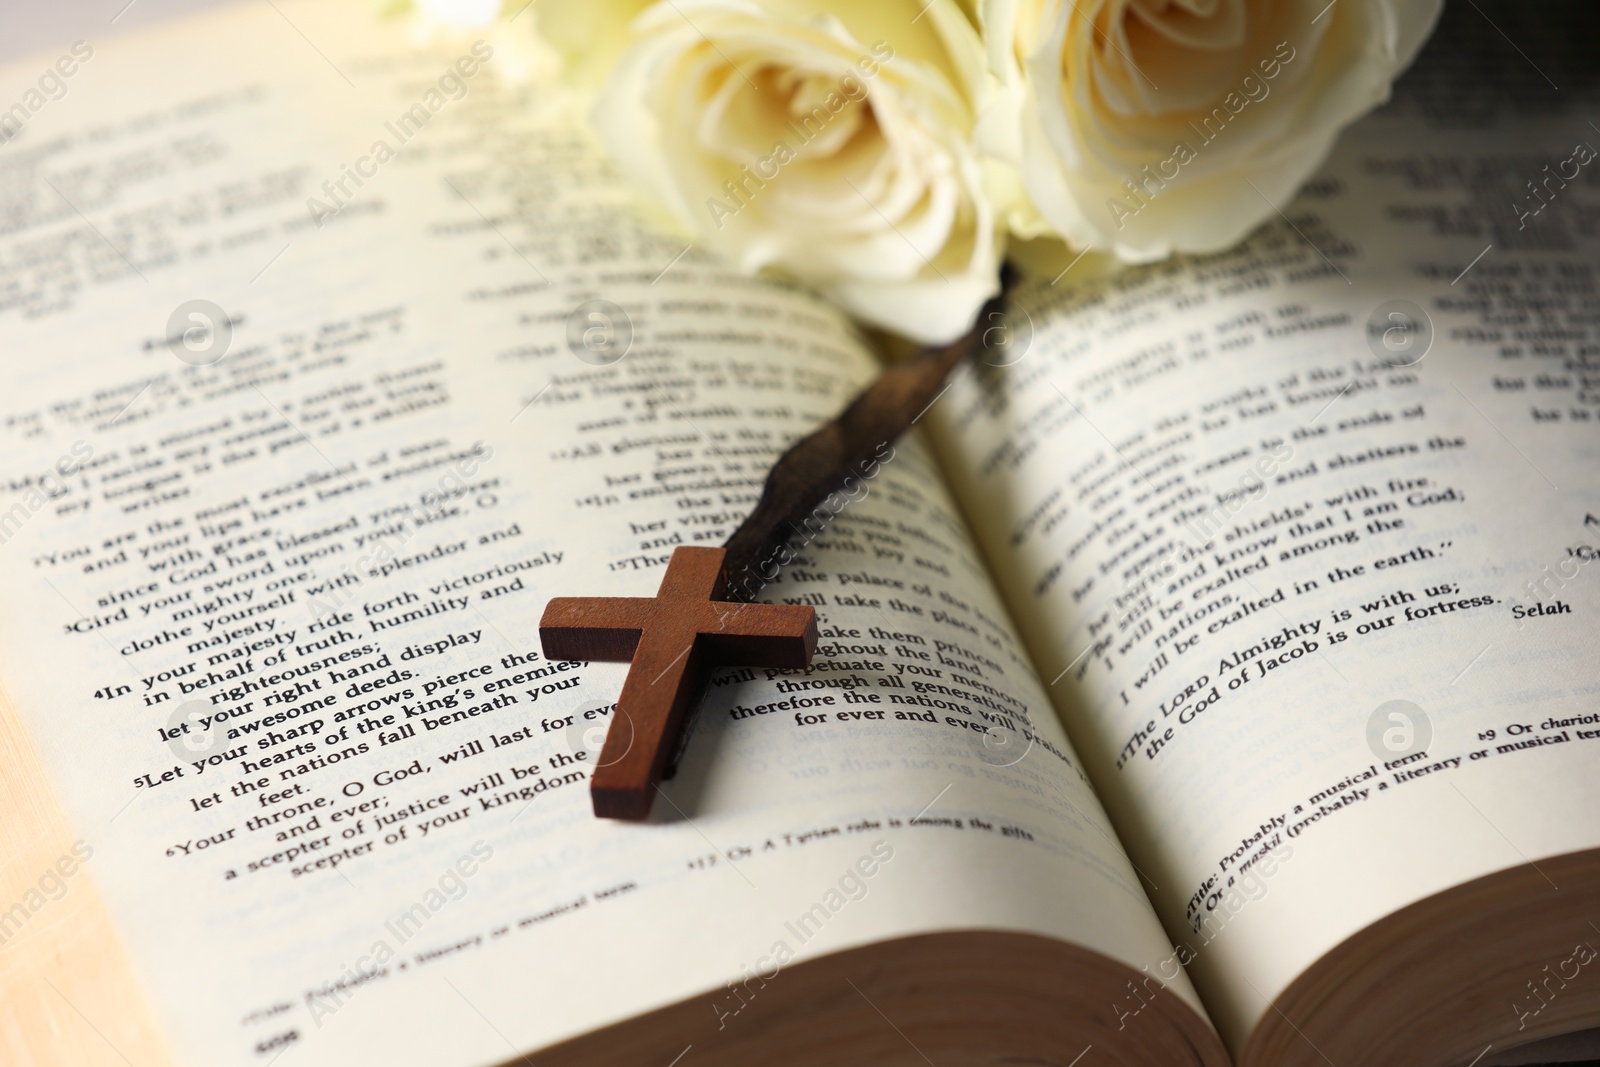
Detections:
1,4,1596,1066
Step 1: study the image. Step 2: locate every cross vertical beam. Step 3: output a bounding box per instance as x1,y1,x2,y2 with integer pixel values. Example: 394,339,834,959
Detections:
540,546,817,820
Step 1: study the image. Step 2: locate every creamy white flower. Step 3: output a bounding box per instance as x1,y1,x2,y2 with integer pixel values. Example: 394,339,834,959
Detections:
544,0,1004,344
981,0,1442,260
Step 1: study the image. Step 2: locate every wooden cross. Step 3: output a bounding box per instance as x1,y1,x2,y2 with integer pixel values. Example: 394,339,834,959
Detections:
539,546,817,820
538,272,1012,821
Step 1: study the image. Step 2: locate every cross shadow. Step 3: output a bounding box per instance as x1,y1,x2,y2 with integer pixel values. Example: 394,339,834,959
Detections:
644,670,729,824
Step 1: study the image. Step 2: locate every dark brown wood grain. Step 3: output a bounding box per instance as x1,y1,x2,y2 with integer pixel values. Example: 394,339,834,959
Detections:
541,271,1011,820
721,271,1014,603
540,546,816,820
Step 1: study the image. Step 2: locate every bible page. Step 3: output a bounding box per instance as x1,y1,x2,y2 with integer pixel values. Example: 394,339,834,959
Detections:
929,36,1600,1053
0,4,1200,1064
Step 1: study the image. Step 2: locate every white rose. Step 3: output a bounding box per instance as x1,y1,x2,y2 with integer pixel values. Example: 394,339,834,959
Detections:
980,0,1442,260
543,0,1004,344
